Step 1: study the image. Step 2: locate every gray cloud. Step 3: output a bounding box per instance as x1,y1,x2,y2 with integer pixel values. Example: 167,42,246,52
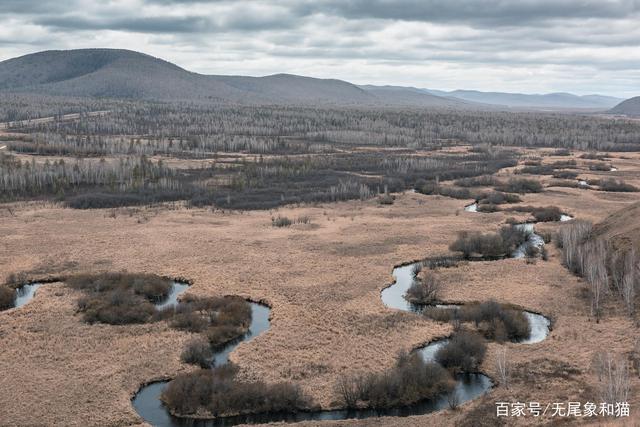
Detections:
0,0,639,96
293,0,640,26
36,15,212,34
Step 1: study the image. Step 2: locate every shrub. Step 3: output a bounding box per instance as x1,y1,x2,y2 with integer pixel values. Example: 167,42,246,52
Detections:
169,295,252,348
478,191,522,205
449,226,527,259
436,331,487,372
598,179,638,192
414,180,473,200
498,178,543,194
476,203,500,213
406,272,440,304
505,205,562,222
0,286,15,310
438,186,472,200
588,162,611,171
181,337,213,368
454,175,499,188
553,149,571,156
531,207,562,222
5,272,27,286
518,165,554,175
337,353,454,409
272,216,293,227
553,170,578,179
423,255,462,269
67,273,172,302
378,193,394,205
415,179,438,195
580,153,608,160
67,273,172,324
82,291,156,324
424,300,531,342
549,179,580,188
162,365,311,416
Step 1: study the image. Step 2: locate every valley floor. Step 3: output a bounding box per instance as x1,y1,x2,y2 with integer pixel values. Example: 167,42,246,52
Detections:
1,150,639,426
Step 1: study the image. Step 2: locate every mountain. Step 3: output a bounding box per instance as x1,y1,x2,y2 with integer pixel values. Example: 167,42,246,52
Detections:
422,89,622,110
0,49,461,108
357,85,470,108
609,97,640,116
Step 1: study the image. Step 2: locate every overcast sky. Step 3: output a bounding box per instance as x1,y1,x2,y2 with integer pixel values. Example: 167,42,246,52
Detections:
1,0,639,97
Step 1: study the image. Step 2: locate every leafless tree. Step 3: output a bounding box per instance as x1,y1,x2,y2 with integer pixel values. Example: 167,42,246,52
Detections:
593,352,630,404
620,249,637,315
495,348,510,389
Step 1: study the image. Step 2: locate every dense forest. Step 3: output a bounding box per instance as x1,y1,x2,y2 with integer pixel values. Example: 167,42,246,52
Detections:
2,95,639,209
3,98,640,153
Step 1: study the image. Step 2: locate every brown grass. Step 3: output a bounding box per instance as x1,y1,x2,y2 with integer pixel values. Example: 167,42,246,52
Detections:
0,149,639,426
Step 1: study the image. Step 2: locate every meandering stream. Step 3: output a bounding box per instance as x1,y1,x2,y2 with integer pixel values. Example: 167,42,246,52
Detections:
5,211,551,425
134,246,552,426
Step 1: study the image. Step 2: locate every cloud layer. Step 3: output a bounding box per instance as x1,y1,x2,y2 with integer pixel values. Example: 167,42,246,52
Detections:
1,0,639,97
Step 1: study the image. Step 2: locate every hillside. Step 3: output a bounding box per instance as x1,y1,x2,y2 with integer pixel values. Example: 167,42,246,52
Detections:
357,85,469,108
593,201,640,251
610,96,640,116
0,49,458,107
424,89,622,110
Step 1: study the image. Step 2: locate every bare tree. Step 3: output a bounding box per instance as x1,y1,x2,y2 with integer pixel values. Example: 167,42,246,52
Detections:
621,249,637,315
406,271,441,304
495,348,510,389
593,352,630,404
583,240,609,322
336,375,360,408
447,390,460,410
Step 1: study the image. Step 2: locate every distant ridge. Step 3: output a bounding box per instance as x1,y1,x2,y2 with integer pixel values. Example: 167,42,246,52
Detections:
0,49,622,110
609,96,640,116
422,88,623,110
0,49,463,108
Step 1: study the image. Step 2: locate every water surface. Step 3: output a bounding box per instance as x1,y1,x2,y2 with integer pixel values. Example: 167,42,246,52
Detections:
14,283,43,308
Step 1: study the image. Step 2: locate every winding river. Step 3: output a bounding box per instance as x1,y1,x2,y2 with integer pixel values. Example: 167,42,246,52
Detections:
4,221,551,425
7,280,190,311
133,250,552,426
14,283,44,308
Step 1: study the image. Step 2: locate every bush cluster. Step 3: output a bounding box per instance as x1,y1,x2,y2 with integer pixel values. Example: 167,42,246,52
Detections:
165,295,252,349
336,352,454,409
162,365,311,417
0,286,15,310
424,300,530,342
588,162,612,171
435,331,487,372
454,175,499,188
271,215,313,227
272,216,293,227
497,178,543,194
378,193,395,205
406,272,441,304
449,226,527,259
181,337,214,368
415,181,473,200
552,170,578,179
67,273,173,324
597,179,638,192
504,205,563,222
478,191,522,205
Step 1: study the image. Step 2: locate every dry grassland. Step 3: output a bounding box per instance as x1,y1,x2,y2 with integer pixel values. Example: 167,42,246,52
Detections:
1,150,639,426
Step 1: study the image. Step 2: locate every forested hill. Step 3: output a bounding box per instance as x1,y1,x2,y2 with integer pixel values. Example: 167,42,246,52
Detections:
610,97,640,116
0,49,466,108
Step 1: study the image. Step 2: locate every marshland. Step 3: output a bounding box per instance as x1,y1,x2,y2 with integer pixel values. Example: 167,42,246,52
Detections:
2,95,640,427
